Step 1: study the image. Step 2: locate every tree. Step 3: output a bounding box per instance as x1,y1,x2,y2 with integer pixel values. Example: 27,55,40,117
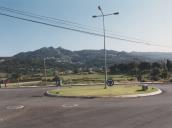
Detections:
151,62,161,69
138,62,151,72
150,68,161,81
161,69,168,80
127,62,138,75
11,72,22,85
137,72,143,82
109,64,118,74
166,60,172,72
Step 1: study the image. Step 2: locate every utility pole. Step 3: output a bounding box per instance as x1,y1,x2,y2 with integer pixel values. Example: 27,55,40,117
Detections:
43,57,55,85
44,58,47,85
93,6,119,89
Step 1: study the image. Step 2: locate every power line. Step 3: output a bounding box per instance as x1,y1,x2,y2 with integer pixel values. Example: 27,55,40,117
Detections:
0,12,105,37
0,6,166,45
0,11,172,48
0,6,170,48
0,6,121,35
0,6,103,33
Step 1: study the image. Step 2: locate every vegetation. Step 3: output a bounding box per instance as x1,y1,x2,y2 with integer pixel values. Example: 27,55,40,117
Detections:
109,61,171,81
48,85,158,97
1,47,172,84
41,74,134,86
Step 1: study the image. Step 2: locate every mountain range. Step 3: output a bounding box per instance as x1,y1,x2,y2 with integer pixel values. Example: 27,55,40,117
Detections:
1,47,172,73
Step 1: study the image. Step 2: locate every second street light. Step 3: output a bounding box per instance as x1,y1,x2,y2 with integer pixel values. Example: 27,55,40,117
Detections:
93,6,119,89
43,57,55,85
43,58,47,85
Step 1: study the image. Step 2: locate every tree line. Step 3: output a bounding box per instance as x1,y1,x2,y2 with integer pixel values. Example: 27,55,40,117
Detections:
109,60,172,81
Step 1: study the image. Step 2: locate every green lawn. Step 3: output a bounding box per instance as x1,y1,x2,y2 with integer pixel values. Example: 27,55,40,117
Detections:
48,85,158,97
59,74,135,84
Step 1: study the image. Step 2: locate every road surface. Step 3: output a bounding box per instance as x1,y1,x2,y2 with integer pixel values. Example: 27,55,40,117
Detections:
0,85,171,128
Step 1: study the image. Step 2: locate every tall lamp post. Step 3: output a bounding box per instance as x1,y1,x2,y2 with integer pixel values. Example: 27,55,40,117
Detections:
43,57,55,85
93,6,119,89
44,58,47,85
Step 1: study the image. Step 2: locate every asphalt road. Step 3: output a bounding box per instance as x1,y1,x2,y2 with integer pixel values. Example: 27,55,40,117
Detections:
0,85,172,128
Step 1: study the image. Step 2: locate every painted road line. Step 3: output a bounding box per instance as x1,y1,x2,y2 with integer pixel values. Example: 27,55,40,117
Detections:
6,105,24,110
62,104,79,108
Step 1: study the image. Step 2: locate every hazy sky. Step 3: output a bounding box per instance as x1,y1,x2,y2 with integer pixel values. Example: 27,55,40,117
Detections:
1,0,172,56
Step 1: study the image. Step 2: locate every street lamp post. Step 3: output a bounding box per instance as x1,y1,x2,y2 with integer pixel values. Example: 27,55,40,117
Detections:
93,6,119,89
44,58,47,85
43,57,55,85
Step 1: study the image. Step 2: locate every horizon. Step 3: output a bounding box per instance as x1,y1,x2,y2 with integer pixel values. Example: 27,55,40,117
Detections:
2,46,172,57
1,0,172,56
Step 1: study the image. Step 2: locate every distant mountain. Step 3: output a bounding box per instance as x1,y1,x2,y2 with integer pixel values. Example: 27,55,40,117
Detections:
13,47,149,67
130,52,172,61
13,47,75,60
1,47,172,73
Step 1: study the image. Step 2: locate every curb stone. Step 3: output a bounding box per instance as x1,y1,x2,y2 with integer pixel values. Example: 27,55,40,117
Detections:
45,87,162,98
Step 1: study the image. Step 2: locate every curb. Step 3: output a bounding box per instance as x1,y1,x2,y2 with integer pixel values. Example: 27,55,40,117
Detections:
114,87,162,98
45,87,162,98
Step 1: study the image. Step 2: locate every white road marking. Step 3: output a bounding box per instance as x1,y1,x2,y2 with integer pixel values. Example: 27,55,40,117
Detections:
62,104,79,108
6,105,24,110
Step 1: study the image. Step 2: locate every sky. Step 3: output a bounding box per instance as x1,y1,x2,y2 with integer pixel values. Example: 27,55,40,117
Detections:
0,0,172,56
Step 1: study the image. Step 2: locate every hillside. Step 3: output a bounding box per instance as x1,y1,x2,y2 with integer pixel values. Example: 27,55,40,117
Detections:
0,47,172,73
13,47,150,64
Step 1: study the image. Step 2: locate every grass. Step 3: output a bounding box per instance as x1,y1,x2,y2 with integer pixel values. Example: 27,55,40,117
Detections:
62,74,133,80
59,74,135,84
4,74,135,87
48,85,158,97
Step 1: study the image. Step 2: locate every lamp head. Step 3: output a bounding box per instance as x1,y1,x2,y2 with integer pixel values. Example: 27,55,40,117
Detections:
92,15,97,18
98,6,101,11
113,12,119,15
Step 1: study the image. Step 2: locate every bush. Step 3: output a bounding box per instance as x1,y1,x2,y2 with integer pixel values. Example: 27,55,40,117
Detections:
150,68,160,81
127,78,134,81
169,79,172,82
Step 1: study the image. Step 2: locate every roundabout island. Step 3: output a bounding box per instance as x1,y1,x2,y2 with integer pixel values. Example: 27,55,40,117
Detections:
46,85,161,98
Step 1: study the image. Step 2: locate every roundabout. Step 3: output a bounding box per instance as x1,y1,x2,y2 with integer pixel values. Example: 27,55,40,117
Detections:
0,84,171,128
46,85,161,98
